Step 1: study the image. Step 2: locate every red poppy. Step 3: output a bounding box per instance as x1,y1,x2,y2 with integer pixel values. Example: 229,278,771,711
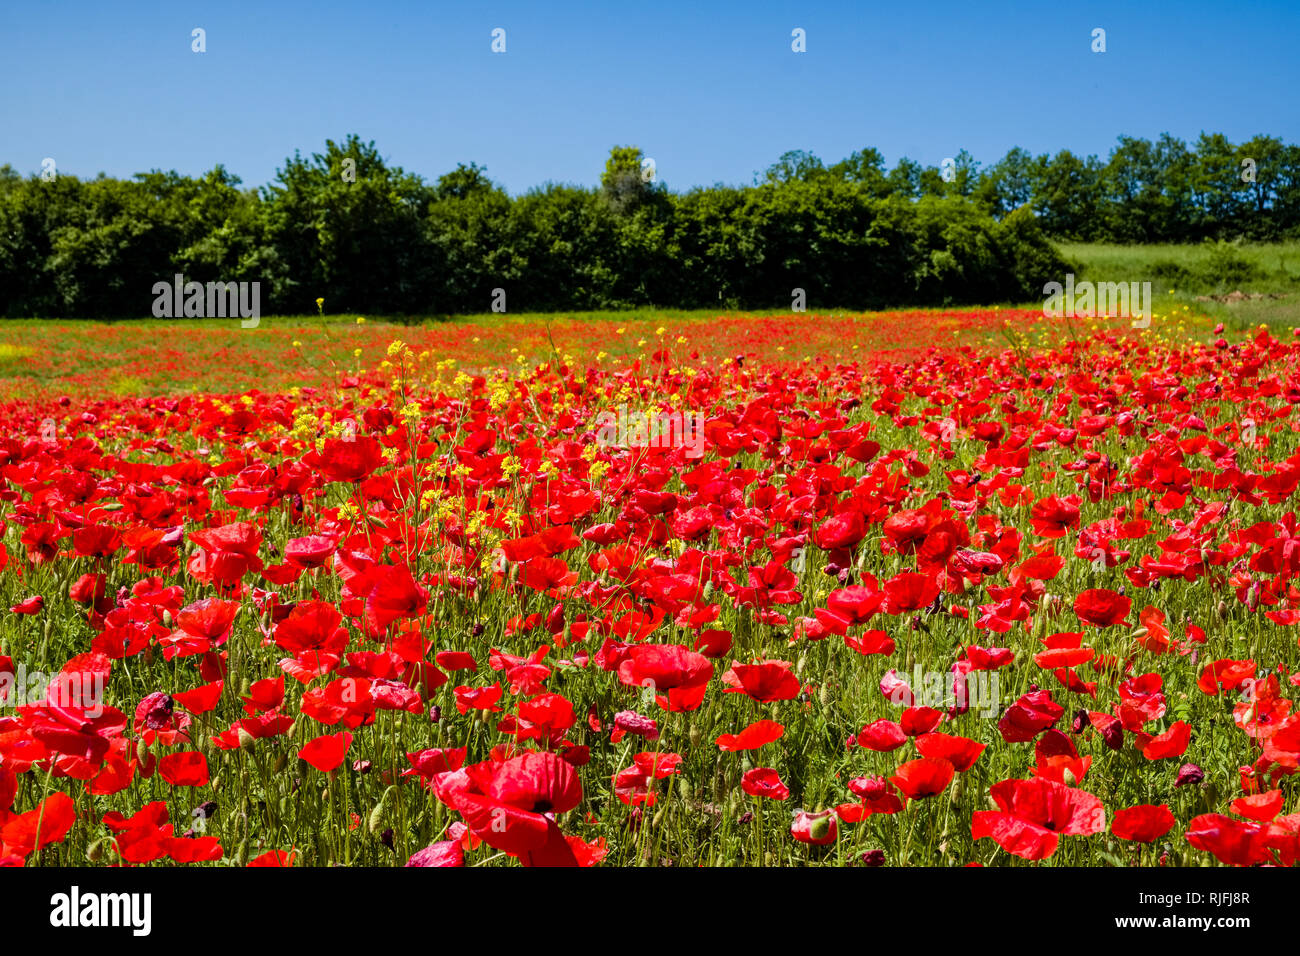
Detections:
439,751,584,866
1,791,76,856
915,732,985,772
1140,721,1191,760
716,719,785,752
791,809,837,845
1112,804,1176,843
741,767,790,800
299,732,353,772
721,659,800,703
617,644,713,712
158,751,210,787
858,720,908,752
1073,588,1132,628
889,757,954,798
972,777,1105,860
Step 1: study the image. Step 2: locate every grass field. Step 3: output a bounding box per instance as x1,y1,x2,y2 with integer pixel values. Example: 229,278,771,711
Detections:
0,304,1224,403
4,287,1300,868
1062,240,1300,329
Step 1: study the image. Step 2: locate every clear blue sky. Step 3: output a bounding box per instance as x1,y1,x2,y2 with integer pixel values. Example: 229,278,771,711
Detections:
3,0,1297,194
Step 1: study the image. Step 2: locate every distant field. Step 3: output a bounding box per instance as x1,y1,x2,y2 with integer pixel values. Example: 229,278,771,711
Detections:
1060,241,1300,329
0,307,1157,402
15,242,1300,402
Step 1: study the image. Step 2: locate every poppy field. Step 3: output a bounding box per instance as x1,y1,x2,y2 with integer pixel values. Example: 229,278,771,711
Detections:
4,306,1300,869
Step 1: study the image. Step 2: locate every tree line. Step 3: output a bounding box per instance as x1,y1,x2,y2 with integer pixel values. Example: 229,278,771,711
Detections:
1,132,1295,318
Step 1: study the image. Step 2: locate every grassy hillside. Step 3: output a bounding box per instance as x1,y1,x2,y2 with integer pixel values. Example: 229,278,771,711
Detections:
1060,241,1300,329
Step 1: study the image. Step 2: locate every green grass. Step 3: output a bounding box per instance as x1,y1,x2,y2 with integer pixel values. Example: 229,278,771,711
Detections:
1059,241,1300,330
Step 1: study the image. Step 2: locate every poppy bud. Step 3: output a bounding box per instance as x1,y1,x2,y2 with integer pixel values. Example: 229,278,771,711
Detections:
808,813,833,842
238,727,257,752
86,838,106,863
1072,709,1087,733
273,752,288,774
1063,769,1078,787
688,724,702,748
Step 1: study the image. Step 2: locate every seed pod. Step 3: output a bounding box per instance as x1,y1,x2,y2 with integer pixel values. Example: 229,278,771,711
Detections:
809,815,832,841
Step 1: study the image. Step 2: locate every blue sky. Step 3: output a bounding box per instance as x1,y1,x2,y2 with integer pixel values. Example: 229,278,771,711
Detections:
3,0,1297,194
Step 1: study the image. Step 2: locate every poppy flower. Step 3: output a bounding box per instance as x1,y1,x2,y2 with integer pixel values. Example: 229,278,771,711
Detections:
248,849,297,867
617,645,713,712
721,660,800,703
882,572,939,614
158,751,210,787
716,719,785,752
284,534,337,569
858,720,907,752
299,732,354,772
1231,789,1284,822
915,732,985,772
814,511,866,552
1140,721,1191,760
998,689,1065,743
439,751,584,867
843,775,907,816
972,777,1105,860
889,757,954,799
791,809,837,845
1112,804,1176,843
405,840,465,867
742,768,790,800
10,596,43,615
1073,588,1131,628
1,791,76,856
1185,814,1280,867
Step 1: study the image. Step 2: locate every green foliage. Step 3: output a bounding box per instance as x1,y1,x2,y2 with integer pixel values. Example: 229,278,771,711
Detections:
3,131,1299,318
